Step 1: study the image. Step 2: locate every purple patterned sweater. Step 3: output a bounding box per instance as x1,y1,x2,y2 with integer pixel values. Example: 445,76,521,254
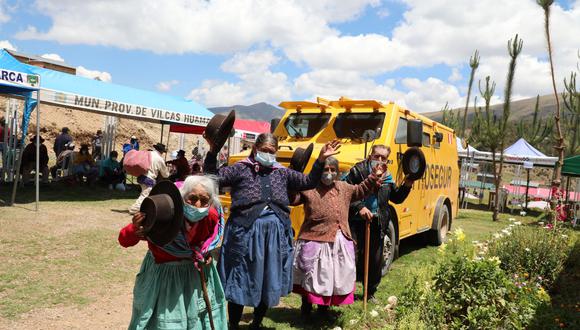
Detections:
204,151,324,229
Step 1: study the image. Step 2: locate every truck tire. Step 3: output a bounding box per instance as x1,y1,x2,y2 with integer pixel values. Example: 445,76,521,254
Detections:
381,221,397,277
429,205,450,246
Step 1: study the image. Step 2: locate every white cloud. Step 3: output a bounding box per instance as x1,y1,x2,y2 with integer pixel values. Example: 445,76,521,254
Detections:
156,80,179,92
294,70,462,113
76,65,112,83
0,39,16,51
0,0,10,24
41,53,64,62
448,67,462,82
188,50,291,107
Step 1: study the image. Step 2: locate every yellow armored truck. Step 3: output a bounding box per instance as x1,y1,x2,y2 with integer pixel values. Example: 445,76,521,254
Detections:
220,97,459,273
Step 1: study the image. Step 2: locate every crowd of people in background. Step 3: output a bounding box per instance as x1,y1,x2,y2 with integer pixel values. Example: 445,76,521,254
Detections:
1,124,208,193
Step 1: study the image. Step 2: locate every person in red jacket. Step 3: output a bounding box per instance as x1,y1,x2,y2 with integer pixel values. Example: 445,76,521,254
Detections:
118,176,227,329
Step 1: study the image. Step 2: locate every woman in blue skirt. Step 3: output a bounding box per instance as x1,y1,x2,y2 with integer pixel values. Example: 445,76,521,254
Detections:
204,133,340,329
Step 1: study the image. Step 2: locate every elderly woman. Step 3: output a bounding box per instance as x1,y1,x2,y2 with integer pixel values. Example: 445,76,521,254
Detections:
290,156,382,315
204,133,340,329
118,176,227,330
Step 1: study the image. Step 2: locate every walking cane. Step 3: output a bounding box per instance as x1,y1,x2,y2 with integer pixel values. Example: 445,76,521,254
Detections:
363,216,371,312
199,264,216,330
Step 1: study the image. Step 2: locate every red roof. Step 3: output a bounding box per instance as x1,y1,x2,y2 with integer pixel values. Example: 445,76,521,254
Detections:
169,118,270,135
234,119,270,133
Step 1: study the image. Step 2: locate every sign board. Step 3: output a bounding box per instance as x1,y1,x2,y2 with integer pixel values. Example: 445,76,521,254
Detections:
0,68,40,89
40,89,210,126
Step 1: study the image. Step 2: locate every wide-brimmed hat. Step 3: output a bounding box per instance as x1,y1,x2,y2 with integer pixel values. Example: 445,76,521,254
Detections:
204,110,235,152
290,143,314,173
153,143,167,153
139,180,184,246
402,147,426,181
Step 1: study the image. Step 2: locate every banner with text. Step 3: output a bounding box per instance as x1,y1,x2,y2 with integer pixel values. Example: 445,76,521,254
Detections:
40,89,211,126
0,68,40,89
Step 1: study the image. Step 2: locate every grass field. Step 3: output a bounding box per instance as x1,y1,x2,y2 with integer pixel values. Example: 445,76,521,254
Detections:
0,183,578,329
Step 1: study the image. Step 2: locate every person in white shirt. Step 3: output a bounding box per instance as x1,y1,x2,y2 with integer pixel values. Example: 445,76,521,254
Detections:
128,143,170,214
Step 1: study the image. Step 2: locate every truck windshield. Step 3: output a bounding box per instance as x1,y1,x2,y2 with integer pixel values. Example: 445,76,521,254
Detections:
284,113,331,138
333,113,386,139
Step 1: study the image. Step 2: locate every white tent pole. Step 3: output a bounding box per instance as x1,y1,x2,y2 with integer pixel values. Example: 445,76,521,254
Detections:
35,90,40,211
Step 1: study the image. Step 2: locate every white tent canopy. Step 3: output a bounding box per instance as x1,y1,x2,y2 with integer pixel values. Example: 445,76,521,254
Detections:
457,137,557,167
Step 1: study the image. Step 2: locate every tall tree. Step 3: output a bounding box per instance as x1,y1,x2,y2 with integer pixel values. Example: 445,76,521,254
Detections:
562,70,580,156
474,76,502,220
516,95,553,146
460,50,480,137
537,0,565,211
496,34,523,221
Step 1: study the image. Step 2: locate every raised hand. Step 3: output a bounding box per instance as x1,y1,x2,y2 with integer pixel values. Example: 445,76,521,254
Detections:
132,212,146,238
317,139,341,162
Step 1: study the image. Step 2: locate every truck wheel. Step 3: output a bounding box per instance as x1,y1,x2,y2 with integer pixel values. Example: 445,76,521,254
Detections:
381,221,397,277
429,205,450,246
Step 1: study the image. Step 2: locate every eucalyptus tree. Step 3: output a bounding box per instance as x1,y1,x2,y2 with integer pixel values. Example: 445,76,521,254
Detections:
537,0,565,207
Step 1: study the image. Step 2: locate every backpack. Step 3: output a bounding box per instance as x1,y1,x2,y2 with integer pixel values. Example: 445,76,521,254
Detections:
123,150,151,177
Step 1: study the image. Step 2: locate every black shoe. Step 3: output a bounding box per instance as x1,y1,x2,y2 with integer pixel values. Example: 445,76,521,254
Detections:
249,321,262,330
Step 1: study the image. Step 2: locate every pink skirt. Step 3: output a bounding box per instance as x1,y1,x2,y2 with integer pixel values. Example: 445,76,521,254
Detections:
292,230,356,306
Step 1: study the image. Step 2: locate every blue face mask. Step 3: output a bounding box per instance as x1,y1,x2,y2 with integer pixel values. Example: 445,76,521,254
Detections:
255,151,276,167
183,204,209,223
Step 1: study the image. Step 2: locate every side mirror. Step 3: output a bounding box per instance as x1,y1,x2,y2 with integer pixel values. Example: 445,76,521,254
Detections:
270,118,281,134
407,119,423,147
434,132,444,142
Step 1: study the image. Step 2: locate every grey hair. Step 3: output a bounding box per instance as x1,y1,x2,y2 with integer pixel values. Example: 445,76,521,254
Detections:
324,156,339,171
179,175,221,208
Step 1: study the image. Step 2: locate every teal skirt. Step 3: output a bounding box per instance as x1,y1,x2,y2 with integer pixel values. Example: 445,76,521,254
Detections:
129,251,227,330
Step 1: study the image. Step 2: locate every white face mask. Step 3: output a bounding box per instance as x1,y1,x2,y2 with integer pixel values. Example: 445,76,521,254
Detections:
255,151,276,167
321,172,337,186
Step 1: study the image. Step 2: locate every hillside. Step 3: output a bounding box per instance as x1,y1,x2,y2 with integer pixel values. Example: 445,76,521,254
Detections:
422,93,559,124
210,102,284,123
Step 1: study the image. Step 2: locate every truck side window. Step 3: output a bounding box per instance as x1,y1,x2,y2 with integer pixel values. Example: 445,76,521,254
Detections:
394,117,407,144
422,132,431,147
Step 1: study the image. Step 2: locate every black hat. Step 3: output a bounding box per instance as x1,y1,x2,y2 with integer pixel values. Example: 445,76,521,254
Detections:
402,147,426,181
139,180,184,246
153,143,167,153
204,110,235,152
290,143,314,173
31,135,45,144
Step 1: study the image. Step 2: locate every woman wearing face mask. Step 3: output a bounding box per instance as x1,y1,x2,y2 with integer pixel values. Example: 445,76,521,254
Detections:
289,156,383,315
118,176,227,330
203,133,340,329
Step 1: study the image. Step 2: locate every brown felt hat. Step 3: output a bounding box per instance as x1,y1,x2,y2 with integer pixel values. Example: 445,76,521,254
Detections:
204,110,235,152
139,180,184,246
289,143,314,173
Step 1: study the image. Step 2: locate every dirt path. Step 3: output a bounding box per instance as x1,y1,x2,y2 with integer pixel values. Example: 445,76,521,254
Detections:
0,285,133,330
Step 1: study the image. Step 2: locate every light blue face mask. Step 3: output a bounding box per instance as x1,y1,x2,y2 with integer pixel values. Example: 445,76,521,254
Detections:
255,151,276,167
183,204,209,223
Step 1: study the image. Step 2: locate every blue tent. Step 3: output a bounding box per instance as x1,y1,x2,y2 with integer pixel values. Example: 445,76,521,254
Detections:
0,50,42,209
0,49,213,126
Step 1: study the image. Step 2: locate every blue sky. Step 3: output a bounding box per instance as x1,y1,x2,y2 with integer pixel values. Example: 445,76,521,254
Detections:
1,0,579,112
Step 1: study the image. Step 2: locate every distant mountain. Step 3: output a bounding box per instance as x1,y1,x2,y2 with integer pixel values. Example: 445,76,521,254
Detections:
209,102,285,123
422,94,559,124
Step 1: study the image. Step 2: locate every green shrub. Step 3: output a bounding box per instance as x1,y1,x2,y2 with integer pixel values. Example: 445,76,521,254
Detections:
487,225,572,288
398,228,551,329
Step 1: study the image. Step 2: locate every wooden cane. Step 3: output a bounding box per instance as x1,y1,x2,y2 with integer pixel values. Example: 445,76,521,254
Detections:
199,265,216,330
363,216,371,312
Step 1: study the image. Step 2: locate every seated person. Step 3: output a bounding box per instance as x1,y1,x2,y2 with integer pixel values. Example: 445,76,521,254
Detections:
73,144,98,184
99,150,126,190
122,136,140,155
50,142,75,179
21,135,49,185
166,149,190,182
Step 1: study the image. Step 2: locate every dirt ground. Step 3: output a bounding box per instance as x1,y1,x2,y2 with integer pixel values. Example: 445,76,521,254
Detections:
0,187,148,329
